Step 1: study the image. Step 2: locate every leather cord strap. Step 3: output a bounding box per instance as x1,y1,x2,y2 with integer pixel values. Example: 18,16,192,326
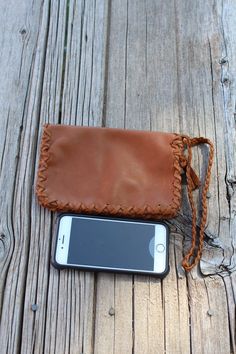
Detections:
180,136,214,272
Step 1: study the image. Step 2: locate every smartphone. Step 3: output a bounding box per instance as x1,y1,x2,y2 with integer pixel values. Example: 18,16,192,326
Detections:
53,214,169,277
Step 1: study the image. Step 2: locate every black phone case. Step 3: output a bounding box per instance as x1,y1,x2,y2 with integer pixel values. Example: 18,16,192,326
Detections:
51,213,170,278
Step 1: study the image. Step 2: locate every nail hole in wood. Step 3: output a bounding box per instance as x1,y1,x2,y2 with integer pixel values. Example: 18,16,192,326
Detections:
109,307,115,316
31,304,38,312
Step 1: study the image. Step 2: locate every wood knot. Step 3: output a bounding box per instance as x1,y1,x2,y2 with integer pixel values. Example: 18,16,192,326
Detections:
31,304,38,312
207,309,214,316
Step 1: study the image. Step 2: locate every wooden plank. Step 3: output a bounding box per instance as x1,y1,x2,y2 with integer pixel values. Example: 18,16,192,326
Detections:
172,0,229,274
61,0,108,126
172,1,234,351
220,0,236,275
223,272,236,354
19,1,68,352
20,3,68,353
124,0,180,132
133,275,164,354
104,0,127,129
188,272,231,354
0,1,50,353
94,273,133,354
163,234,190,354
0,0,45,306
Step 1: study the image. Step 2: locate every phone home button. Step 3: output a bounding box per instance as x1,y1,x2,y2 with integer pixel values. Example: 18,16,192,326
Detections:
156,243,165,253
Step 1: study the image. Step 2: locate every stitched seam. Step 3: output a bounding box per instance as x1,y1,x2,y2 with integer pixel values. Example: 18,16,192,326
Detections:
35,124,52,206
36,126,182,218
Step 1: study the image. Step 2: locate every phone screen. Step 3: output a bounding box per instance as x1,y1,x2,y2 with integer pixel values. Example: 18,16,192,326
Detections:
67,217,155,271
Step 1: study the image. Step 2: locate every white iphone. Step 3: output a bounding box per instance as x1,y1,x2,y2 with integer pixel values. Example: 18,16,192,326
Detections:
53,214,169,277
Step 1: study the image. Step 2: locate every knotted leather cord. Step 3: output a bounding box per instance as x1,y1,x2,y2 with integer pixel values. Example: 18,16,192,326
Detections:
181,136,214,272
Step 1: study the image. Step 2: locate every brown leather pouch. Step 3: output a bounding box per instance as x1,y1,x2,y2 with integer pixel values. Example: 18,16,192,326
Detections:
36,124,214,271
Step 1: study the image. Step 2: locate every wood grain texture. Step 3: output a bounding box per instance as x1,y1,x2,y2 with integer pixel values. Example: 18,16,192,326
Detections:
0,1,51,353
0,0,235,353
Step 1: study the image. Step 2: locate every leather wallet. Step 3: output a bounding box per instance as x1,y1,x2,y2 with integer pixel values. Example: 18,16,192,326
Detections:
36,124,214,271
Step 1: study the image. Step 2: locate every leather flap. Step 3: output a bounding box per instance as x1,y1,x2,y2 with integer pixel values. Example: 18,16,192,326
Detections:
36,124,183,219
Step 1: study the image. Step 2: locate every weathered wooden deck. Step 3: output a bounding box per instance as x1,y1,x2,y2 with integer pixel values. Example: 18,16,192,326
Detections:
0,1,235,353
